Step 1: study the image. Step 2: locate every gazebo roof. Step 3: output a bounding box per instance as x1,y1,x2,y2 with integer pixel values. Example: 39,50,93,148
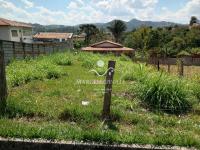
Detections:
82,40,134,52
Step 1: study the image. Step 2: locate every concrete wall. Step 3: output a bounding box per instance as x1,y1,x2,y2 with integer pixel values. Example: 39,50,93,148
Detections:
0,138,189,150
0,40,74,64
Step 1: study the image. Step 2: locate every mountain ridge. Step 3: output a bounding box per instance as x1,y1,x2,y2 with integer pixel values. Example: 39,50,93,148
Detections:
32,18,181,33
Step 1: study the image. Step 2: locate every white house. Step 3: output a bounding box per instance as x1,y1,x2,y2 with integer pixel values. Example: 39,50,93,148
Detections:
0,18,33,43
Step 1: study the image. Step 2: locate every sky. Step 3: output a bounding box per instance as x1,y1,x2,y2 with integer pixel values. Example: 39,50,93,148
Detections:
0,0,199,25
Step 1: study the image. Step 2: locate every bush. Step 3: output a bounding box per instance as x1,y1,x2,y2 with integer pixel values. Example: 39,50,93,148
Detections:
123,64,193,114
7,55,67,87
191,76,200,102
82,60,95,69
134,73,192,114
55,58,72,66
192,82,200,102
51,54,73,66
74,41,85,49
122,64,150,82
119,54,131,61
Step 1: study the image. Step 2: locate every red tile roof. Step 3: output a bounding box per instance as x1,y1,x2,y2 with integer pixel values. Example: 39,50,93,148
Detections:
0,18,32,28
33,32,73,39
90,40,123,48
82,40,134,52
82,47,133,51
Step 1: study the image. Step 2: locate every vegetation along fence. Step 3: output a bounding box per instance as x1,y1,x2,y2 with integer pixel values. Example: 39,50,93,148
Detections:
148,57,200,66
0,40,73,64
133,57,200,77
136,57,200,77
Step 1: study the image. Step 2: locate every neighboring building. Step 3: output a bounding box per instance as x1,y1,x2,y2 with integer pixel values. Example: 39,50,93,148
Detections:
0,18,33,43
73,33,86,41
33,32,73,43
82,40,134,56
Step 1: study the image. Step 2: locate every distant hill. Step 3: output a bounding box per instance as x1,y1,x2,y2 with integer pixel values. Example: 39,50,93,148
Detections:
32,18,180,33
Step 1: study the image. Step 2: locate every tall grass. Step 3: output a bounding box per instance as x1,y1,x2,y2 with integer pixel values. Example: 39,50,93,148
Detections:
50,53,73,66
134,74,192,114
190,78,200,102
7,53,70,87
123,64,194,114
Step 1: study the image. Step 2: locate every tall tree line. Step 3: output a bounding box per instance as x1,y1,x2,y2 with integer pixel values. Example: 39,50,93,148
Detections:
124,17,200,57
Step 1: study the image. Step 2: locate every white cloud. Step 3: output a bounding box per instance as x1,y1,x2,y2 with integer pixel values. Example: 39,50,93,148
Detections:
20,0,34,8
0,0,200,25
155,0,200,23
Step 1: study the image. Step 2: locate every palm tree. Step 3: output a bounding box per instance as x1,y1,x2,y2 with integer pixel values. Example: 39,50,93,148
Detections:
107,20,127,43
79,24,98,45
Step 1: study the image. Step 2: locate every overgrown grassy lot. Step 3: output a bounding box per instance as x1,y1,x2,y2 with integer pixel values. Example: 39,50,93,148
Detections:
1,51,200,148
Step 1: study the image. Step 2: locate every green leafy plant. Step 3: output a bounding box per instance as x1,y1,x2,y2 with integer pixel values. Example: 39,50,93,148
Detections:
134,73,192,114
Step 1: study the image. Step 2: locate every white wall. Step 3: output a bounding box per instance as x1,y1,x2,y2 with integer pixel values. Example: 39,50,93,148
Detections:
0,26,11,41
9,27,33,43
9,27,21,42
22,27,33,43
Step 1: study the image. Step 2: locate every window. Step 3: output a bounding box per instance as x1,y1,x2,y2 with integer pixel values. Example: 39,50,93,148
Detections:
23,29,32,36
11,30,18,37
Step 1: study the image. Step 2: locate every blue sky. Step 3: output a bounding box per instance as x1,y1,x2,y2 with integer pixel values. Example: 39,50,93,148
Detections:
0,0,200,25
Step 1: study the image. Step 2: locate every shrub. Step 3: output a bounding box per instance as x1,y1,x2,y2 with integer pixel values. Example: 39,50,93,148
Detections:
123,64,193,114
74,41,85,49
134,73,192,114
122,64,150,82
82,60,95,69
119,54,131,61
191,76,200,102
7,55,67,87
51,54,73,66
46,68,62,79
55,58,72,66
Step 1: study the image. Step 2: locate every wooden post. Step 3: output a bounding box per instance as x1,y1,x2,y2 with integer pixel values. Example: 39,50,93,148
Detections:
53,44,55,53
22,43,26,59
43,45,46,54
167,63,170,73
157,59,160,71
12,42,16,59
31,44,34,58
102,60,116,120
37,44,40,56
0,41,7,114
179,59,184,77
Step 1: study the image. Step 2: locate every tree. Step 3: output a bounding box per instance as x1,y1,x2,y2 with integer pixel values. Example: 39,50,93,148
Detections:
146,29,160,50
168,37,186,53
190,16,198,26
186,28,200,47
107,20,127,43
79,24,98,45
